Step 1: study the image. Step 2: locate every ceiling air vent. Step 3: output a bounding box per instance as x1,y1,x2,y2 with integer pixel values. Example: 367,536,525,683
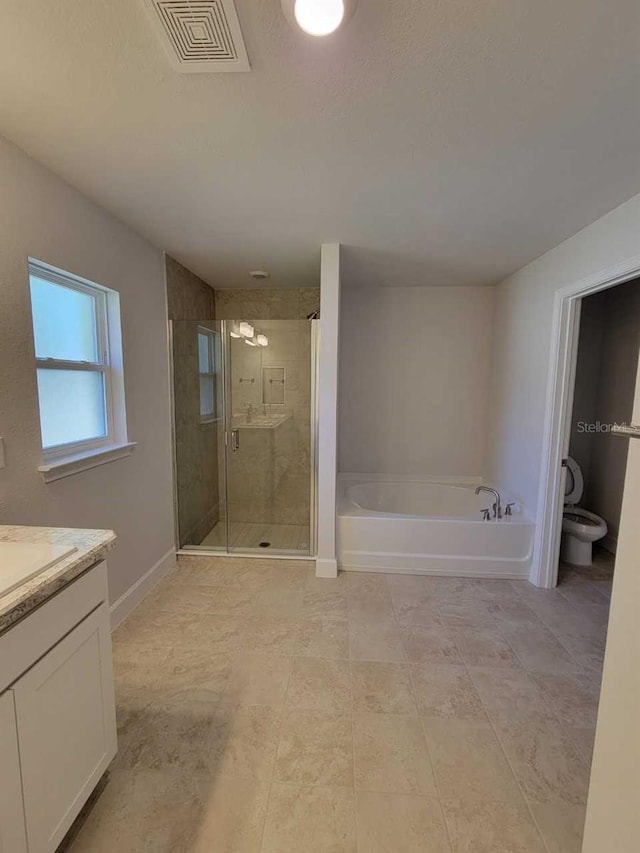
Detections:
142,0,250,72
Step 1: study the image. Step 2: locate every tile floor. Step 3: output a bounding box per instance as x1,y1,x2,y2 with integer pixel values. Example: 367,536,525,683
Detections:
198,522,310,553
61,551,613,853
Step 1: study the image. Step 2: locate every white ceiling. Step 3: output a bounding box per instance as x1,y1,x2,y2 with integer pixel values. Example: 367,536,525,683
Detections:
0,0,638,289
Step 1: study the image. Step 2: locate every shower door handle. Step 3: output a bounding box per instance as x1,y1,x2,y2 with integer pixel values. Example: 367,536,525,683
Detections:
231,429,240,451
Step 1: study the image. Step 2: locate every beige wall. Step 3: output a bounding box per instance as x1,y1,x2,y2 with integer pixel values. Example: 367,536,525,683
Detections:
568,279,640,547
0,135,174,602
338,285,495,477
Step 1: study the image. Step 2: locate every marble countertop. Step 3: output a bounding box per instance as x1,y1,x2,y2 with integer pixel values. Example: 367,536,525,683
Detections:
0,525,116,633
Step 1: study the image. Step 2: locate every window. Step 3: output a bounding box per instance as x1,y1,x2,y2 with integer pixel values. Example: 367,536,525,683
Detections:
29,260,133,479
198,327,219,422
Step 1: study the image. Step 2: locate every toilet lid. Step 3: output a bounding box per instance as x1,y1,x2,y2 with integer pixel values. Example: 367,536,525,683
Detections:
564,456,584,504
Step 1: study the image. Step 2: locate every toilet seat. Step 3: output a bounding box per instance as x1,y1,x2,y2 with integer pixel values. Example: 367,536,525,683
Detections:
564,457,584,505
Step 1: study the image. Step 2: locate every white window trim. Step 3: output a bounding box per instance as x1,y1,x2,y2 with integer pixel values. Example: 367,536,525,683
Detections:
29,258,134,481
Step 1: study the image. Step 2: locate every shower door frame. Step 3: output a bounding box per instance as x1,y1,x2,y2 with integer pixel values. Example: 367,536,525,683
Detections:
170,317,319,558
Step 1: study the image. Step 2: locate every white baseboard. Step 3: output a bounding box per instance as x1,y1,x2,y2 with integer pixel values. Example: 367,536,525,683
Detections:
109,547,176,630
316,557,338,578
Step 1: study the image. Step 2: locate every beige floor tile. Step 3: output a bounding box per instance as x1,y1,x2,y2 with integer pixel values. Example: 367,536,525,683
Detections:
356,791,451,852
401,624,462,664
451,626,520,669
222,652,292,709
244,617,304,655
500,624,579,673
275,710,354,786
302,589,348,620
144,582,257,615
287,657,352,713
116,700,219,773
564,724,596,765
298,617,350,659
348,585,396,622
67,565,610,853
410,664,485,719
189,774,270,853
529,669,601,729
484,600,542,626
436,601,495,629
65,768,204,852
306,570,350,592
351,661,418,715
467,667,557,723
441,798,546,852
252,587,305,618
349,620,406,662
423,718,521,805
207,705,282,780
354,712,437,795
492,718,590,805
390,588,440,627
262,784,356,853
528,801,587,853
159,644,232,688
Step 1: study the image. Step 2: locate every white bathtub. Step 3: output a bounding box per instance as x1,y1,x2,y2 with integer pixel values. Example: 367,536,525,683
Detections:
337,477,534,578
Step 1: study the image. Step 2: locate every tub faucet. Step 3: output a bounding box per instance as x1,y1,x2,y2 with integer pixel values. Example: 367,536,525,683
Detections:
475,486,502,519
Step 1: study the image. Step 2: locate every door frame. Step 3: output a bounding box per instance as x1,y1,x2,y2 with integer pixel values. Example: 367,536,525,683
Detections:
532,255,640,588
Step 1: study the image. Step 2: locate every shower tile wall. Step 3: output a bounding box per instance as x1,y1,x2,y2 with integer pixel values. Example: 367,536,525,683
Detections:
166,256,220,547
228,319,312,527
215,287,320,320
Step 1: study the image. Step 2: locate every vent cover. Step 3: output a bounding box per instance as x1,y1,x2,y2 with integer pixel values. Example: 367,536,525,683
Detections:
142,0,250,72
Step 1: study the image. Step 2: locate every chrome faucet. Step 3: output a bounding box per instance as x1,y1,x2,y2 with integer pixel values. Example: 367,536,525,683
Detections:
475,486,502,519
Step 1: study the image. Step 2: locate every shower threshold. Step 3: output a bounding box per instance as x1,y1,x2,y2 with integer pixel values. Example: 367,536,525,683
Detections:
187,521,310,554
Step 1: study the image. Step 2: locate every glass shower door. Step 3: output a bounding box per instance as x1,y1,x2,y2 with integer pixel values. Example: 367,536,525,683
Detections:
171,319,227,550
225,319,313,554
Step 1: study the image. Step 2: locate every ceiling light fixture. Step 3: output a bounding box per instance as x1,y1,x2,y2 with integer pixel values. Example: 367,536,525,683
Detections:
281,0,356,37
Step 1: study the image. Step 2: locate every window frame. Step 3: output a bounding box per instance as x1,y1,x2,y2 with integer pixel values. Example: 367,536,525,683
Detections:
197,326,219,425
29,260,118,463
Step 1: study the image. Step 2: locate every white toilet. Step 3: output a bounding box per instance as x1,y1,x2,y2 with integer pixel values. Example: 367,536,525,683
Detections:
561,456,608,566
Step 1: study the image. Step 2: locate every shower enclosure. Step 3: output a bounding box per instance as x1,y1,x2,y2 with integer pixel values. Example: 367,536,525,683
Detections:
170,318,317,556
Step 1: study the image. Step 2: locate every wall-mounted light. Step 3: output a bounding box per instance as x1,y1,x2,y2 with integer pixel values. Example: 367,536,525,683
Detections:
257,334,268,347
244,337,258,347
281,0,356,37
239,321,254,338
229,321,242,338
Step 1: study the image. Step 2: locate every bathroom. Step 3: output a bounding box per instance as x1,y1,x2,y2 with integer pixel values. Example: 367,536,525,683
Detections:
1,0,640,848
563,278,640,576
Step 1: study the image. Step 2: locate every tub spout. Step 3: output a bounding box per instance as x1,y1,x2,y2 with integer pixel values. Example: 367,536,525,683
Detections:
475,486,502,519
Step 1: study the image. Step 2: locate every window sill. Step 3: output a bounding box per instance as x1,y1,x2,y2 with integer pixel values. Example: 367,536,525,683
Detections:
38,442,137,483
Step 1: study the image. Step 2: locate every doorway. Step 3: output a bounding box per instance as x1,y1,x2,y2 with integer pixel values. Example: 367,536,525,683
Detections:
535,269,640,588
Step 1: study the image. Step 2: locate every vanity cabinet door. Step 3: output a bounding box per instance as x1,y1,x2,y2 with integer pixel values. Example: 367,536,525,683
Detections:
11,603,117,853
0,691,28,853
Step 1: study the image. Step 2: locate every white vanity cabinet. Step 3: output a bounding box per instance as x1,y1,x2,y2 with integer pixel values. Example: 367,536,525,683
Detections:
0,561,117,853
0,691,28,852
